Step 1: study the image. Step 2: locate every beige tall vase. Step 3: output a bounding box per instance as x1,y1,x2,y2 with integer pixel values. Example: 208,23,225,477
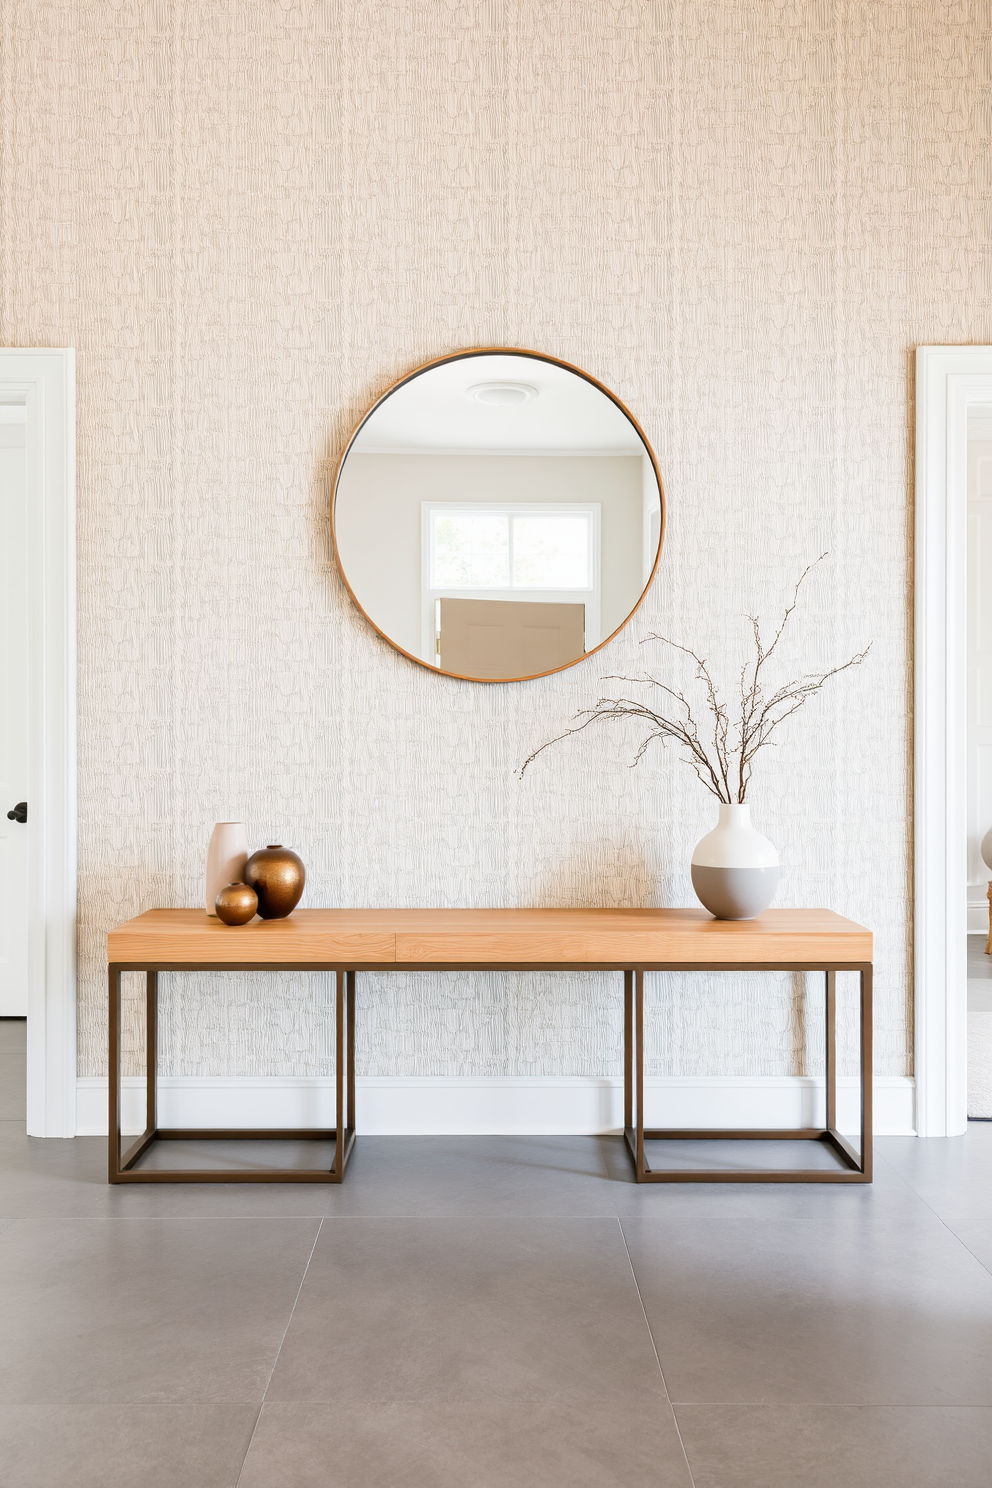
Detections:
205,822,249,916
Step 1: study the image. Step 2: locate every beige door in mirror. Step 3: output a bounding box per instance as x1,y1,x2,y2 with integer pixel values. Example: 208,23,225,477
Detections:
331,349,664,683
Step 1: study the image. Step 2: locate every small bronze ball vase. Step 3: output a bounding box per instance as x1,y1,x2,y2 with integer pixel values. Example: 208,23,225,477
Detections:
215,882,258,925
244,845,305,920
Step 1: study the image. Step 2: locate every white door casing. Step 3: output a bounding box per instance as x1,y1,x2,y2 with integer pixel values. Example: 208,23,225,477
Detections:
0,350,76,1137
966,419,992,932
0,399,29,1013
916,347,992,1137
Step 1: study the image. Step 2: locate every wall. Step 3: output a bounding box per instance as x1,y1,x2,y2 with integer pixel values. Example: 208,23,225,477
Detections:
1,0,989,1093
336,451,645,658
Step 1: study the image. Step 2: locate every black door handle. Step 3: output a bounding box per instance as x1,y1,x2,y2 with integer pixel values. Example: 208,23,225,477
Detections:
6,802,26,823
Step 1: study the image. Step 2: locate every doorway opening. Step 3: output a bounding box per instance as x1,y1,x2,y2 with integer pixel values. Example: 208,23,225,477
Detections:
916,347,992,1136
0,393,28,1120
0,348,76,1138
967,404,992,1119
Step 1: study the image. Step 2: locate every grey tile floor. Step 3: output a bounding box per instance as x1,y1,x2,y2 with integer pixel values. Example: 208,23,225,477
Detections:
1,1017,992,1485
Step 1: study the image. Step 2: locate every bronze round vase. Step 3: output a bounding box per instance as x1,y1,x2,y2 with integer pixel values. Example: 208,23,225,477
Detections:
244,845,306,920
214,882,258,925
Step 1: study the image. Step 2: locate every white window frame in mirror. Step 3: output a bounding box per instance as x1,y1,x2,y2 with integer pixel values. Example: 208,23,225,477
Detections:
420,501,602,665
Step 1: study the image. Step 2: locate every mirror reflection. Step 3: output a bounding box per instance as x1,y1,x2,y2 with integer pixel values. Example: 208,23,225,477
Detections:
332,351,663,681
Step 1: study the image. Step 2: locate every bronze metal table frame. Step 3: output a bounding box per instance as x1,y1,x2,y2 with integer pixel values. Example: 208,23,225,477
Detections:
622,963,873,1183
108,955,871,1185
108,963,356,1183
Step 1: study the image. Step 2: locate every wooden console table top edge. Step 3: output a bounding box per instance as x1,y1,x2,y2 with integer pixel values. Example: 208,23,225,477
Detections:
108,907,872,967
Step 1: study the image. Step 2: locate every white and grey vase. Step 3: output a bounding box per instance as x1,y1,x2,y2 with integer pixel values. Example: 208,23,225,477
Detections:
690,803,779,920
205,822,249,916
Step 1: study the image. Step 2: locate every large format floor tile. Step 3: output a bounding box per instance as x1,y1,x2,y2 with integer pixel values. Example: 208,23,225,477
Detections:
0,1053,27,1120
0,1018,27,1052
238,1399,693,1488
266,1217,664,1405
951,1220,992,1276
878,1123,992,1223
0,1404,257,1488
0,1218,320,1403
675,1403,992,1487
0,1128,333,1219
322,1135,616,1216
623,1212,992,1405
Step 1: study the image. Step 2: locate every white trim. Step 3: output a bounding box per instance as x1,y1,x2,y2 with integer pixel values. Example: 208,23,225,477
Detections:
915,347,992,1136
0,351,76,1138
967,900,990,937
76,1073,916,1138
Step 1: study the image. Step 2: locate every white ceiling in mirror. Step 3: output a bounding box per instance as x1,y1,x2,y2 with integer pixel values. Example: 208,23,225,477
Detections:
352,352,645,454
334,349,664,682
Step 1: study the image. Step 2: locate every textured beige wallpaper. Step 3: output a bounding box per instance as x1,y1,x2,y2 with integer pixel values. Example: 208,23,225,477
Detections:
1,0,989,1081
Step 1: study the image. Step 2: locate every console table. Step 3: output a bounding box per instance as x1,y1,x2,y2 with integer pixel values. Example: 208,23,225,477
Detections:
107,907,872,1185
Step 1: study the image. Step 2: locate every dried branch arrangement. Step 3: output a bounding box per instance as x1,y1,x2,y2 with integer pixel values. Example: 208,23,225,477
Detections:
519,557,869,803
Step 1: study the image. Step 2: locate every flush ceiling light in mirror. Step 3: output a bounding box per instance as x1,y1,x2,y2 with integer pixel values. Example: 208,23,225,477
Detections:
468,382,539,406
331,348,665,683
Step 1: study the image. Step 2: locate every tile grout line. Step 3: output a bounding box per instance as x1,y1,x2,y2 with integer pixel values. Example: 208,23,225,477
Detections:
616,1216,697,1488
233,1214,324,1488
873,1145,992,1275
595,1135,623,1219
950,1233,992,1280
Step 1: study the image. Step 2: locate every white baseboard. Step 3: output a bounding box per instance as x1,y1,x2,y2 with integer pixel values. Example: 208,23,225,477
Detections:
76,1073,917,1138
968,902,989,935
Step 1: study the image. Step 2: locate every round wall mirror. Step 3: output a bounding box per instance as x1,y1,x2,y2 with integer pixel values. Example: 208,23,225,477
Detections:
332,349,664,682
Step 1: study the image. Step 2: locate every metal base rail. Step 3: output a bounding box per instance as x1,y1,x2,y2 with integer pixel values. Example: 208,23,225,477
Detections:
622,966,873,1183
109,966,356,1184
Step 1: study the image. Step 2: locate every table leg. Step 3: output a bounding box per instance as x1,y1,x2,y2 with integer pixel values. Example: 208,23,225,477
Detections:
347,970,356,1134
622,969,647,1181
860,965,873,1180
820,964,874,1184
623,970,633,1131
146,971,158,1134
108,965,121,1182
825,970,837,1131
635,970,645,1180
334,970,345,1178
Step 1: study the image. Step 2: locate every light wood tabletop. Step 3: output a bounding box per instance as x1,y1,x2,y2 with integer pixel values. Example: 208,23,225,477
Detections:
108,907,872,968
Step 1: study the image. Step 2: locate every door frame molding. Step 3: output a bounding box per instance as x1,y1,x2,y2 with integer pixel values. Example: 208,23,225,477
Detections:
915,346,992,1136
0,349,76,1137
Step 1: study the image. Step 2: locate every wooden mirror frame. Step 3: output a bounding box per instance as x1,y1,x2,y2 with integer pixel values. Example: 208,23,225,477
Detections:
330,347,666,683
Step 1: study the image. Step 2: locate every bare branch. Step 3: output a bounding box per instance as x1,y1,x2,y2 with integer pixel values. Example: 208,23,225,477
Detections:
640,635,732,799
736,555,828,798
518,557,868,807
